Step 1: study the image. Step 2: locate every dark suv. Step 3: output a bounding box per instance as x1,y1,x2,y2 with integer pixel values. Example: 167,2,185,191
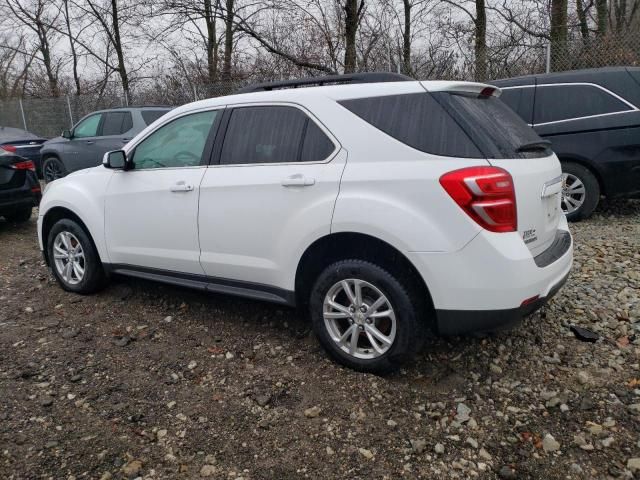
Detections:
492,67,640,220
40,106,170,182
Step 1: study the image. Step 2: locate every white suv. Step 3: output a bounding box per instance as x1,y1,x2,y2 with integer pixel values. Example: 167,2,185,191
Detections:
37,73,573,373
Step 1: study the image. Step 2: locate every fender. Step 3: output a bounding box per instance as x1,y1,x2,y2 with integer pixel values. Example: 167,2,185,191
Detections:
38,167,113,263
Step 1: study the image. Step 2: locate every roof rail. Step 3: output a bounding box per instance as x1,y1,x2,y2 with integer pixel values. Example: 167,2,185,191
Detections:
236,72,413,94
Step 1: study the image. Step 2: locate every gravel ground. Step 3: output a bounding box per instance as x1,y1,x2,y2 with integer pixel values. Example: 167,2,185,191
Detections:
1,200,639,480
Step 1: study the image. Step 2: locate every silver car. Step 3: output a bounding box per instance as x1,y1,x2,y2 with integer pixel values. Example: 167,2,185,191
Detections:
40,106,171,182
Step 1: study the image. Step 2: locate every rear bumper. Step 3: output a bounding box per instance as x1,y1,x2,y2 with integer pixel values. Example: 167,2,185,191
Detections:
407,216,573,335
0,188,39,214
434,270,569,335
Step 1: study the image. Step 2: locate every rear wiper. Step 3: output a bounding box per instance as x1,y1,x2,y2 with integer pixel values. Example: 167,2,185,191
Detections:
516,140,552,152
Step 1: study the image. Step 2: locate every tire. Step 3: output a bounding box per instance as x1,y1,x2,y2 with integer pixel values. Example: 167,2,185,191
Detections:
4,206,32,223
42,156,67,183
47,218,106,294
309,259,423,373
561,162,600,222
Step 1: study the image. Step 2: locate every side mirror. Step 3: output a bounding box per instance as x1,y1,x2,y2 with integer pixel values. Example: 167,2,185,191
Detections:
103,150,128,170
62,129,72,139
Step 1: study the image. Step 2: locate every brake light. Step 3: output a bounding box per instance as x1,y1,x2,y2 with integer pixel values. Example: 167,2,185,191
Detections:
439,166,517,232
12,160,35,171
1,145,17,153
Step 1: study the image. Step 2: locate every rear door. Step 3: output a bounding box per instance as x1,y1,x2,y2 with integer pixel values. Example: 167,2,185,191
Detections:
93,111,134,161
426,85,563,256
198,104,344,290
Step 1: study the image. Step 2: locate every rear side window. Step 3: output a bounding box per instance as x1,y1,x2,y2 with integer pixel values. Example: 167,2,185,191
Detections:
141,110,170,126
499,87,534,124
101,112,133,136
220,106,335,165
339,93,482,158
534,84,632,124
439,92,549,159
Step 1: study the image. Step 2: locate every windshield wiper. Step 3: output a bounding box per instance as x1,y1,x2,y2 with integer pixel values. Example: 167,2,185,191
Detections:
516,140,551,152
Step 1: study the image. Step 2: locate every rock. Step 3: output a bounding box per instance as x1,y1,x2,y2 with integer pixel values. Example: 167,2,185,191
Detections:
386,419,397,428
579,397,595,411
255,394,271,407
627,458,640,472
187,360,197,370
498,465,517,479
163,316,173,323
586,422,603,435
542,433,560,453
455,403,471,423
121,459,142,478
14,433,27,445
200,465,218,477
99,474,112,480
304,406,321,418
225,352,234,360
326,446,334,455
601,437,614,447
434,443,445,454
61,328,79,339
40,396,53,407
577,371,590,385
570,464,583,475
490,364,503,375
410,438,427,454
466,437,478,449
479,448,492,460
358,448,374,459
112,336,131,347
157,429,168,440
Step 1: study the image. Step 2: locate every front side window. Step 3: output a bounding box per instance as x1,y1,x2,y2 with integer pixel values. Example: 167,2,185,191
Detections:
74,114,102,138
534,84,632,124
220,106,335,165
101,112,133,136
132,110,218,170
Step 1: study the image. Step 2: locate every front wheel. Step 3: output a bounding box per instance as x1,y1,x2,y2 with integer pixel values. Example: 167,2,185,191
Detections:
47,218,106,294
309,260,423,373
561,162,600,221
43,157,67,183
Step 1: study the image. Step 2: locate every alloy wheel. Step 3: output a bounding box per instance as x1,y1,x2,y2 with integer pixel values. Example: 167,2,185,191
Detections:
323,278,396,360
44,160,63,182
561,172,586,215
52,231,85,286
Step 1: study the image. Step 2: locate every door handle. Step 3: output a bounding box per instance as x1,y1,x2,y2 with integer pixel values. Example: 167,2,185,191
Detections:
170,181,194,193
85,140,94,145
281,174,315,187
122,138,131,143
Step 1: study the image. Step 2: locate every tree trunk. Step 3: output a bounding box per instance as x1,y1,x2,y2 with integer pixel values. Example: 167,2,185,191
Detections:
111,0,130,104
204,0,218,83
596,0,608,35
63,0,81,95
343,0,361,73
474,0,487,81
222,0,234,81
576,0,590,42
402,0,411,75
550,0,568,71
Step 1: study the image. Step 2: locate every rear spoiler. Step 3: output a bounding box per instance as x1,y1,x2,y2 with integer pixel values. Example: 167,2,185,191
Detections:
421,81,502,98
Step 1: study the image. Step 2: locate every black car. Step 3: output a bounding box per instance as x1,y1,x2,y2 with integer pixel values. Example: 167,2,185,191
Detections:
492,67,640,220
0,126,47,178
0,146,41,223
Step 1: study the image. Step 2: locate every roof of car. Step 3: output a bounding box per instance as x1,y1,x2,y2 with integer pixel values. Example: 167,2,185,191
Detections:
0,126,43,142
491,66,639,85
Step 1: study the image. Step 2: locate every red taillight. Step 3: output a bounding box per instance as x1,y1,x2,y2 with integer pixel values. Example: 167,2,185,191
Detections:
1,145,17,153
439,166,517,233
479,87,497,97
12,160,35,171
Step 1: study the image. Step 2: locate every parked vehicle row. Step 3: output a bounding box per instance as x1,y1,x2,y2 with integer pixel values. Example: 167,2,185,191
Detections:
37,73,573,372
491,66,640,220
0,145,41,223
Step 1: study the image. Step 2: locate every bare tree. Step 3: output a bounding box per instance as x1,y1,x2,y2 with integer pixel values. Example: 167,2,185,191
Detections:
550,0,568,70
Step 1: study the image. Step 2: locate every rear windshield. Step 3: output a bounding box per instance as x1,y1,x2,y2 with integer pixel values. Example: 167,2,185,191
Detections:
339,92,550,159
141,109,170,126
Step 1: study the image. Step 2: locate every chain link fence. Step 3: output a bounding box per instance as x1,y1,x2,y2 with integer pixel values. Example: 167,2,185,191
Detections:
1,34,639,139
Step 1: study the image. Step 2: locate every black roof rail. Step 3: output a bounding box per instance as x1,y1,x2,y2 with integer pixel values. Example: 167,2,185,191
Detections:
110,105,172,109
236,72,413,94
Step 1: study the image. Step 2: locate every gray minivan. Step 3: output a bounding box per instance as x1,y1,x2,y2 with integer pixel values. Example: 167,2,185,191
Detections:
40,106,170,182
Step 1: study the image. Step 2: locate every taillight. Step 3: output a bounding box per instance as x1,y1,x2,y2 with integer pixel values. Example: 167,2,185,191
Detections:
12,160,35,171
1,145,17,153
439,166,517,233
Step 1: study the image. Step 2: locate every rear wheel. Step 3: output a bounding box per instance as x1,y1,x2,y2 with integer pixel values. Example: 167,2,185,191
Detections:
561,162,600,221
43,157,66,183
4,207,32,223
47,218,106,294
310,259,423,373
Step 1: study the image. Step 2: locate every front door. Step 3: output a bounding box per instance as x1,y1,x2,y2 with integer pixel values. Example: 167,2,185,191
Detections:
104,109,220,275
198,104,345,290
66,112,102,172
